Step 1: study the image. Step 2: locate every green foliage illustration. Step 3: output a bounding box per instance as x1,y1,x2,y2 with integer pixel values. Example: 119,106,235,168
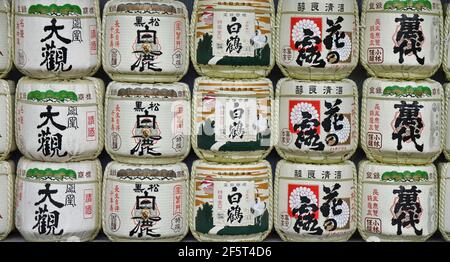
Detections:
28,4,82,15
26,168,77,180
381,170,429,182
382,85,432,98
384,0,432,11
27,90,78,102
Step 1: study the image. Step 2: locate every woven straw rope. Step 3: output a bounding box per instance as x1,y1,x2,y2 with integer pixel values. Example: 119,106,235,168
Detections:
439,163,450,241
442,5,450,80
0,0,13,79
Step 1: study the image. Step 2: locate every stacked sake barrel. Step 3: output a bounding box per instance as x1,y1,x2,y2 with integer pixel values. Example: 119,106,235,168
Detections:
190,0,275,242
12,0,104,242
101,0,191,242
0,0,14,241
273,0,359,242
358,0,443,242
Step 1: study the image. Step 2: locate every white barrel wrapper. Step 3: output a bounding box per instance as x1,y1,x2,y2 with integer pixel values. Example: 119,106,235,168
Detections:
361,77,443,165
16,77,104,162
13,0,101,79
276,0,359,80
275,78,358,163
361,0,443,79
105,81,191,164
0,0,12,78
0,80,15,161
103,161,189,242
15,158,101,242
193,77,273,163
358,161,438,242
190,160,273,242
191,0,275,79
103,0,189,83
275,160,357,242
0,161,14,241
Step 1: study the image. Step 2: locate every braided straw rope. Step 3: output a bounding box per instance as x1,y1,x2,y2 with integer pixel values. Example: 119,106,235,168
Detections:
189,160,273,242
11,0,102,79
274,160,357,242
443,84,450,160
439,163,450,241
0,80,15,161
360,0,443,80
191,77,274,163
275,0,360,81
102,162,190,242
357,161,438,242
0,161,14,241
443,3,450,80
102,0,190,83
274,78,359,163
190,0,275,79
0,0,13,79
360,77,443,165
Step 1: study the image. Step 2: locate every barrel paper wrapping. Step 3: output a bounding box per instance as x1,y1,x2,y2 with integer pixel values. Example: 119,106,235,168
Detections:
275,160,356,242
358,161,438,242
361,0,443,79
276,0,359,80
275,78,358,163
105,81,191,164
0,161,14,241
15,158,101,242
190,160,272,242
14,0,101,79
191,0,275,79
103,162,189,242
103,0,189,83
0,80,15,161
361,78,443,165
16,77,104,162
193,77,273,163
0,0,12,78
439,163,450,241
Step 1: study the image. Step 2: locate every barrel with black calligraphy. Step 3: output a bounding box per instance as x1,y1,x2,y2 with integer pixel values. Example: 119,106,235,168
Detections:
0,80,15,161
15,157,101,242
105,81,191,164
275,78,358,163
0,0,12,79
190,160,273,242
439,163,450,241
191,0,275,79
103,0,189,83
358,161,437,242
361,0,443,79
361,78,443,165
276,0,359,80
193,77,273,163
274,160,357,242
15,77,104,162
103,162,189,242
13,0,101,79
0,161,14,241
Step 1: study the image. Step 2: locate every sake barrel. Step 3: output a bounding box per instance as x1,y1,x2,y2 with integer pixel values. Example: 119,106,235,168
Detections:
105,81,191,164
439,163,450,241
275,78,358,163
0,0,12,79
13,0,101,79
361,0,443,79
191,0,275,79
275,160,357,242
193,77,273,163
276,0,359,80
16,77,104,162
444,83,450,160
15,157,101,242
190,160,273,242
361,78,443,165
103,162,189,242
0,161,14,241
103,0,189,83
358,161,438,242
0,80,15,161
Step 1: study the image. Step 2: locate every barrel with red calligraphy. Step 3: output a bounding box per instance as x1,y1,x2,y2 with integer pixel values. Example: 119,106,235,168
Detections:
13,0,101,79
102,0,189,83
361,0,443,79
0,80,15,161
276,0,359,80
0,0,12,79
15,157,102,242
103,161,189,242
16,77,105,162
358,161,438,242
0,161,14,241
